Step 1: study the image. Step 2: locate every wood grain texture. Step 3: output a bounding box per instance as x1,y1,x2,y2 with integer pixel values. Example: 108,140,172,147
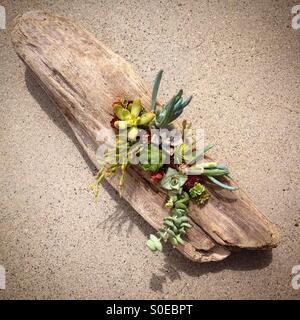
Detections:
11,10,280,262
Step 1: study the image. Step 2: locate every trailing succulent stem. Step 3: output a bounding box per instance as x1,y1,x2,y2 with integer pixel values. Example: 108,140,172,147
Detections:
88,134,130,196
146,192,192,251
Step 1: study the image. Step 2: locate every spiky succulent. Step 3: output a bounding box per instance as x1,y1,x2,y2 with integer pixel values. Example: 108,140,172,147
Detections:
150,70,193,128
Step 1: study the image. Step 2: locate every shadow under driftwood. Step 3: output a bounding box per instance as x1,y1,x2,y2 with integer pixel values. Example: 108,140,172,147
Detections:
25,68,273,289
149,249,273,292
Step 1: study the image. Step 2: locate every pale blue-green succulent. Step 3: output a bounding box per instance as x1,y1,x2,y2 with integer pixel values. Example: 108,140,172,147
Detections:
146,191,191,252
160,167,188,194
150,70,193,128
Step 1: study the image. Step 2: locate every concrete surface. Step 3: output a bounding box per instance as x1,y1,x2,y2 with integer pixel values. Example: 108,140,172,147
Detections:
0,0,299,299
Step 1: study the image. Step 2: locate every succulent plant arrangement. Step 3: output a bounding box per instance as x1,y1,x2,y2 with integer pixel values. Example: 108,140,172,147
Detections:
89,70,238,253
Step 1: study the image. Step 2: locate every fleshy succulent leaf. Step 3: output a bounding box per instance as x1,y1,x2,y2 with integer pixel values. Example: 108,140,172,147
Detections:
139,145,166,172
186,143,214,165
180,95,193,109
114,119,135,129
150,70,163,112
189,182,206,198
154,87,192,128
127,127,139,141
136,112,155,126
202,168,229,176
207,176,238,191
130,98,142,118
146,239,157,251
149,234,163,251
113,105,131,121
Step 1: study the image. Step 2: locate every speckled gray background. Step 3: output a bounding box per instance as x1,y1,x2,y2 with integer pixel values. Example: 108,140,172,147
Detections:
0,0,299,299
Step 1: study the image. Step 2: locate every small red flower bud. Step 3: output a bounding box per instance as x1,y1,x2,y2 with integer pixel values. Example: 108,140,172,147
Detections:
110,116,118,128
150,169,165,183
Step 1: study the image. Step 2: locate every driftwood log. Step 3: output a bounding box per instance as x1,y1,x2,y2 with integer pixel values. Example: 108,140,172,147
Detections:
11,11,280,262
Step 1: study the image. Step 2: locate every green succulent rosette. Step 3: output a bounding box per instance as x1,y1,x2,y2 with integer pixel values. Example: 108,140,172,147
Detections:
139,144,166,172
160,167,188,194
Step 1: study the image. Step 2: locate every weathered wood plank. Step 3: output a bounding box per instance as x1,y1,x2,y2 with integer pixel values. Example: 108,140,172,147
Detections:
11,10,280,262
